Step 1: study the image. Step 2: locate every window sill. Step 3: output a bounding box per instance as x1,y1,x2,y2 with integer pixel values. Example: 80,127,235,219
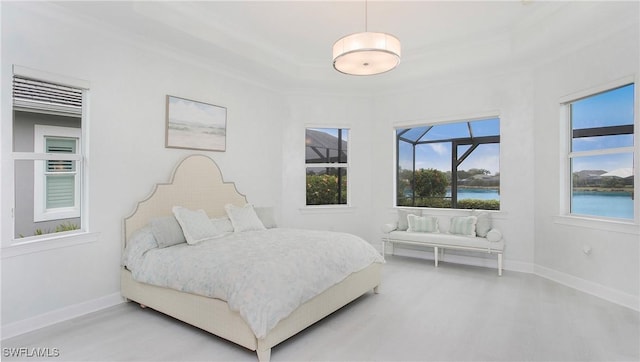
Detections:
299,205,355,214
2,231,100,259
553,215,639,235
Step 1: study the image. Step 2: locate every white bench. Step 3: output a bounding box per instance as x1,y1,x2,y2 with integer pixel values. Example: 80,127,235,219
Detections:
382,210,505,275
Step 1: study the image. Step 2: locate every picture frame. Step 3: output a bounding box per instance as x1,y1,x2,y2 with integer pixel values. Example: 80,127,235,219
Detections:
165,95,227,152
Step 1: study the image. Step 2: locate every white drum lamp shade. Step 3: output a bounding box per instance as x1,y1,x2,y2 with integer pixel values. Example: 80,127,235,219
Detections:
332,32,401,75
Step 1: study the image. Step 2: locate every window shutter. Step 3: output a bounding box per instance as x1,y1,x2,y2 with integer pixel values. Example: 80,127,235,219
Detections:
46,175,75,209
46,138,76,172
13,76,82,116
45,137,77,209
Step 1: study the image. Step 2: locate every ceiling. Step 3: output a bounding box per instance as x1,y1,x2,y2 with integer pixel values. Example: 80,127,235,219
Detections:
53,1,638,92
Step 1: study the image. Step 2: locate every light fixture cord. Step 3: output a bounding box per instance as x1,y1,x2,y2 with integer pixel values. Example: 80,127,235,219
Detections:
364,0,368,32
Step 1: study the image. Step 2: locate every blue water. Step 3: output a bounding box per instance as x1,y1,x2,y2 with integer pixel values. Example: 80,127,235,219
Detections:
449,188,634,219
572,191,634,219
452,188,500,201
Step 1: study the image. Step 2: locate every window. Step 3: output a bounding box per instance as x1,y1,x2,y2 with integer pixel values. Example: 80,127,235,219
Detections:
33,125,81,222
305,128,349,206
396,117,500,210
11,67,88,240
566,83,635,220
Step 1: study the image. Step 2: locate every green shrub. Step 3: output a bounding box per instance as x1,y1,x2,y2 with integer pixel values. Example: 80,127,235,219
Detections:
306,174,346,205
413,169,448,198
397,197,499,210
457,199,500,210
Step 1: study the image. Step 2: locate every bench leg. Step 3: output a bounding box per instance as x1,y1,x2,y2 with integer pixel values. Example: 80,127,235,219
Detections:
498,253,503,276
434,246,439,267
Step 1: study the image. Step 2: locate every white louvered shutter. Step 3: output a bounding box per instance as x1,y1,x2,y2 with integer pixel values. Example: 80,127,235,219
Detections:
44,137,77,209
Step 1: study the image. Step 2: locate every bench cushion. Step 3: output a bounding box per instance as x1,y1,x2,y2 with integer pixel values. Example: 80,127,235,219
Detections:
388,230,504,252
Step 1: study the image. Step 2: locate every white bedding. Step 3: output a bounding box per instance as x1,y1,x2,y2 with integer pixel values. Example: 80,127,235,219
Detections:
123,228,383,338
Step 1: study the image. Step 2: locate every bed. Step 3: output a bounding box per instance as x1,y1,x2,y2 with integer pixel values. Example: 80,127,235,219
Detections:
121,155,383,361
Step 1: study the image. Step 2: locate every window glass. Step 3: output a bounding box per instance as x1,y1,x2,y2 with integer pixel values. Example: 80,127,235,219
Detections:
572,134,634,152
398,126,430,143
421,122,470,141
397,117,500,210
12,73,85,239
469,118,500,137
568,83,634,220
305,128,349,206
571,84,634,129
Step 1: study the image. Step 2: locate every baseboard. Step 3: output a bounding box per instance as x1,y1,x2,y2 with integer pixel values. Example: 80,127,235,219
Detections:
534,264,640,312
1,292,125,340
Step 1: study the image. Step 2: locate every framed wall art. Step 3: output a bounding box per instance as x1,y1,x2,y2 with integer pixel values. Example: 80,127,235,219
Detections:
165,95,227,151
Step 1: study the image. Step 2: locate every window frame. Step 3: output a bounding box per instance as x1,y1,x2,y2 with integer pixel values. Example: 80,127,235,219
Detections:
4,65,96,255
394,115,501,210
559,76,638,225
304,127,351,208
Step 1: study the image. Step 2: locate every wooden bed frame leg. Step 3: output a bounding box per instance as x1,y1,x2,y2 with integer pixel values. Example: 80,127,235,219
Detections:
256,348,271,362
139,304,147,309
373,284,381,294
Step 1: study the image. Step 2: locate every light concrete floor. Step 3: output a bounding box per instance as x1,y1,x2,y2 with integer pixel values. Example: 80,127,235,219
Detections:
2,255,639,361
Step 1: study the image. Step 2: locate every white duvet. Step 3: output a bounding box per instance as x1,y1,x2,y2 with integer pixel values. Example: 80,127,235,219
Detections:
123,228,384,338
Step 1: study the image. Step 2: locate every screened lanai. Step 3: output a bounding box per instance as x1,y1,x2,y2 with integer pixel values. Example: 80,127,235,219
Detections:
305,128,348,205
397,118,500,209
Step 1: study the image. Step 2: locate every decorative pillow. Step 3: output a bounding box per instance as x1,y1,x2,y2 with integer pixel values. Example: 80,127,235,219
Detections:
472,210,492,238
172,206,224,244
407,214,438,233
448,215,478,237
397,209,422,231
486,229,502,242
254,206,277,229
150,216,186,248
210,217,234,233
225,204,266,232
122,226,158,268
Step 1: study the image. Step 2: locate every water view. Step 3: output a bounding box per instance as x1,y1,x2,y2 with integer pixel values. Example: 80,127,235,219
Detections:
449,188,499,201
450,188,634,219
572,191,634,219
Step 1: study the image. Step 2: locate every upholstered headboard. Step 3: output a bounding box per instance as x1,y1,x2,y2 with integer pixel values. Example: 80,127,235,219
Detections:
123,155,247,246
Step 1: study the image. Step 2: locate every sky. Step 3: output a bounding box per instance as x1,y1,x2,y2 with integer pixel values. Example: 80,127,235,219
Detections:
398,84,635,175
571,83,634,173
398,118,500,175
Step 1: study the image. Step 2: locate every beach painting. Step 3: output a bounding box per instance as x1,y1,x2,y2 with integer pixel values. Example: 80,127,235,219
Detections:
165,95,226,151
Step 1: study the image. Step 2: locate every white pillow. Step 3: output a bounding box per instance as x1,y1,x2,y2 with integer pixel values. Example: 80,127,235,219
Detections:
472,210,492,237
407,214,439,233
150,216,186,248
448,215,478,237
225,204,266,232
172,206,224,244
486,229,502,242
397,209,422,231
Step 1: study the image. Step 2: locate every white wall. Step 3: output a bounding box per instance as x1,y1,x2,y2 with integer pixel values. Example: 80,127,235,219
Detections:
280,93,375,238
1,2,284,332
532,22,640,309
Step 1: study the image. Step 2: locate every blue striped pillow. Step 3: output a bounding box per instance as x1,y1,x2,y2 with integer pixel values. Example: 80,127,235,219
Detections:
407,214,439,233
448,216,478,236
